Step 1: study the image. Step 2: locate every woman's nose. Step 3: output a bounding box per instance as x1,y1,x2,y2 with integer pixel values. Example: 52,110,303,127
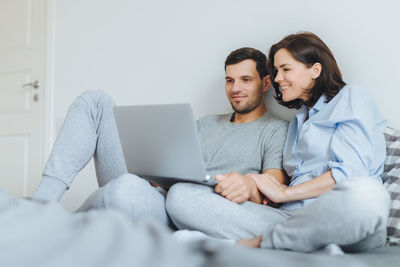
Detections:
274,70,282,82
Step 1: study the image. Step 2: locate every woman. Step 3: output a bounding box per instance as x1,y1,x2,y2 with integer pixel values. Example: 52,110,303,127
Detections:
239,32,391,252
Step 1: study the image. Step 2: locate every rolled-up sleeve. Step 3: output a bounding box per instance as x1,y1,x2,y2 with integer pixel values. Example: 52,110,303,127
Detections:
328,90,385,184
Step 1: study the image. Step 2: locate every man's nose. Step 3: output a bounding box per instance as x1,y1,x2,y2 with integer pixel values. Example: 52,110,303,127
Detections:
231,81,241,92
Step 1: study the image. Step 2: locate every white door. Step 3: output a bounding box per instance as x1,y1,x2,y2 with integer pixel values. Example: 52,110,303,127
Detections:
0,0,47,197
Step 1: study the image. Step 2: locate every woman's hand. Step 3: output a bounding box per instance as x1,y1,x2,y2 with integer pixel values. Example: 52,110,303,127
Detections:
247,173,289,203
249,171,336,204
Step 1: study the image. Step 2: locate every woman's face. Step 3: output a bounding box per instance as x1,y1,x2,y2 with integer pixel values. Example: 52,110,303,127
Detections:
273,48,320,103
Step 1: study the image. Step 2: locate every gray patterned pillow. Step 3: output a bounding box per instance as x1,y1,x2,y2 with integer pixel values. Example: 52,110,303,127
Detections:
382,127,400,246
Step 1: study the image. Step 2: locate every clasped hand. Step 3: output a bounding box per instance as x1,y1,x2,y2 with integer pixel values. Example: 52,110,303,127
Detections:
214,172,260,204
247,173,289,203
214,172,289,205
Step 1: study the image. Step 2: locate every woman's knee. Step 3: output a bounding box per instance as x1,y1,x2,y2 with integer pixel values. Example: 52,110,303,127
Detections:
339,177,391,220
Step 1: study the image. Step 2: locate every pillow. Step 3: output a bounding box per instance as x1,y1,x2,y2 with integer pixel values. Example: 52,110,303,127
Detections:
382,127,400,246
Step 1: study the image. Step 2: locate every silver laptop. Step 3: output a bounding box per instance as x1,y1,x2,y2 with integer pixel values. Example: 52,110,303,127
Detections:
113,103,217,188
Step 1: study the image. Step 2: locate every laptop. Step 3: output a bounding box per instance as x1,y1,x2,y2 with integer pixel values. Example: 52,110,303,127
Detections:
113,103,217,188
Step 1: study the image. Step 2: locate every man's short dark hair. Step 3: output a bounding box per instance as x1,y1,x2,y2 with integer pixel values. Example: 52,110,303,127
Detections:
224,47,269,79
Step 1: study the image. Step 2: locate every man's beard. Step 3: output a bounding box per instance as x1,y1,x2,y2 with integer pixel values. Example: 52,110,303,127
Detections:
230,95,263,114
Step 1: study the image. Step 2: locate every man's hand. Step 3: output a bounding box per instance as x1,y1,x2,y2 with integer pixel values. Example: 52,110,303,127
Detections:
214,172,262,204
247,173,289,203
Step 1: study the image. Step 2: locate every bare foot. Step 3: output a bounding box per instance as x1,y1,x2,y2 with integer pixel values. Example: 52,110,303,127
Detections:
236,236,262,248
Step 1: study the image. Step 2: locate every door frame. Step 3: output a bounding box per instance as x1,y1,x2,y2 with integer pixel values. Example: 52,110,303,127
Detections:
42,0,55,169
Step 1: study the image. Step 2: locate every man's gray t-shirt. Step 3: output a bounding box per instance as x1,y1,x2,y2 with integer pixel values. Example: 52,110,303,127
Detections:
197,112,288,177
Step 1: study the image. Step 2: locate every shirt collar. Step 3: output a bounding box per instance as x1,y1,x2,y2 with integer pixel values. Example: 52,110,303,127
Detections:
310,94,327,114
295,94,327,122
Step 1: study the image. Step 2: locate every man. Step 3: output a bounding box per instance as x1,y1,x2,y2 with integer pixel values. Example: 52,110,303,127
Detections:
165,48,290,239
33,47,288,229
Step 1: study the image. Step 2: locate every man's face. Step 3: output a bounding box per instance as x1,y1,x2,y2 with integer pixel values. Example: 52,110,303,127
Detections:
225,59,268,114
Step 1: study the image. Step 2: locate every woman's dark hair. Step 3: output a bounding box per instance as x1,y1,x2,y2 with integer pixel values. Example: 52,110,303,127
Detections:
225,47,268,79
268,32,346,109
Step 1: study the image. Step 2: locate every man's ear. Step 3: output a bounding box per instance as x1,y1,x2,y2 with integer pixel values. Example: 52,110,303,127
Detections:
262,75,272,93
311,63,322,79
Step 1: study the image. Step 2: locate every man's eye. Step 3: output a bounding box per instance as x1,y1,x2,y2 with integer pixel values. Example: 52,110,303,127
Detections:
226,79,233,83
243,78,251,82
283,68,290,72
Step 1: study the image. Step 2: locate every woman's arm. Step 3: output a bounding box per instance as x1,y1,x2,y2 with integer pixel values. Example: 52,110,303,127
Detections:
263,168,289,186
249,170,335,203
214,169,287,204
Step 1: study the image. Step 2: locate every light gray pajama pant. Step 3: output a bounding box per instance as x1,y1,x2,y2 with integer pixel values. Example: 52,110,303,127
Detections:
166,178,390,252
33,90,169,224
33,90,391,252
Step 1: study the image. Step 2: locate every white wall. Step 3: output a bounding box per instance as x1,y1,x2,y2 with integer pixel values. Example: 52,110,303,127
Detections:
52,0,400,210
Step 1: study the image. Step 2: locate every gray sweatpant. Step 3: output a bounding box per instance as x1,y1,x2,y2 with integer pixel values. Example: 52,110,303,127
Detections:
33,90,169,224
33,90,390,252
166,178,390,252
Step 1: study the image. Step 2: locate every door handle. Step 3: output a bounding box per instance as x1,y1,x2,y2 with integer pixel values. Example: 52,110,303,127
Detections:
22,80,40,89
